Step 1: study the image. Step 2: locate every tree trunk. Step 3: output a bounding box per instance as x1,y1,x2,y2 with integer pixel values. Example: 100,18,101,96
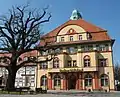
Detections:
6,67,17,91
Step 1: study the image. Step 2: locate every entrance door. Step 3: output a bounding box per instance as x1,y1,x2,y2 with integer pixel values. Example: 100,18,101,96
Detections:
68,75,76,89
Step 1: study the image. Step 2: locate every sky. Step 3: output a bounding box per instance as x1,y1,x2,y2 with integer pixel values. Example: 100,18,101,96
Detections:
0,0,120,64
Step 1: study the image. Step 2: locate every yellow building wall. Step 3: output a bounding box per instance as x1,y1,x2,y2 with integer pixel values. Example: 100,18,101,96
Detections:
97,52,113,66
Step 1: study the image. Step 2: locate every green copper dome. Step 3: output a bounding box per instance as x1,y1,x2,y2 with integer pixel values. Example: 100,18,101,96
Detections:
70,9,82,20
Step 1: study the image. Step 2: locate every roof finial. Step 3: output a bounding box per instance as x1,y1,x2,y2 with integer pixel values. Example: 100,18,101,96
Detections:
70,9,82,20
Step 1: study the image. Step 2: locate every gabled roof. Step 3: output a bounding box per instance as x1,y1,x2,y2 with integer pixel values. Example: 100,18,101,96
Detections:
39,19,112,46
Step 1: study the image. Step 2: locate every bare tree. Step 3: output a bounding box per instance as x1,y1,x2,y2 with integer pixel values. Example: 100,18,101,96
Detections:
114,63,120,82
0,5,53,91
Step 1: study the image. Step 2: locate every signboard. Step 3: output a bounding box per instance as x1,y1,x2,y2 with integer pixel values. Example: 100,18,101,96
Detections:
60,68,83,72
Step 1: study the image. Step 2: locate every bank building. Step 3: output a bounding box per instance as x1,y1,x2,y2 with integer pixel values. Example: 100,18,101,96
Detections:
36,10,115,92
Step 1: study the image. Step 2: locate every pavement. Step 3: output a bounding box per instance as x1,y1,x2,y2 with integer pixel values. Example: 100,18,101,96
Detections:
0,90,120,97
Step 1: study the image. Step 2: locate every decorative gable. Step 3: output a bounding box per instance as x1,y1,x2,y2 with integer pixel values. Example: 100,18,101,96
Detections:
66,28,77,35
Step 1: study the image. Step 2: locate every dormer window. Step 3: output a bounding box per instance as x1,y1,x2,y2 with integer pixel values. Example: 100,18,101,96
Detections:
79,35,82,40
61,37,64,42
87,33,92,40
70,36,73,41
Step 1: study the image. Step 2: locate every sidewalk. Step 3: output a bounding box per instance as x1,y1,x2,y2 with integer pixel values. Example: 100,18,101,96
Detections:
47,90,89,94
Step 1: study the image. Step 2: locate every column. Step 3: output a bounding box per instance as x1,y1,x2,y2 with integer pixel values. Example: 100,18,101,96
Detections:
94,72,99,90
63,79,67,90
48,74,52,90
78,74,83,90
76,73,79,90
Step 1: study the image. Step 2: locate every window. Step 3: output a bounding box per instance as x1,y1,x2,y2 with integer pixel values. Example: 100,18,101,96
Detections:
68,61,72,67
26,67,30,74
41,75,47,86
70,36,73,41
81,45,93,51
84,74,92,86
84,45,93,51
87,33,92,40
55,48,62,54
53,57,59,68
54,75,61,86
67,47,77,54
61,37,64,42
73,60,77,67
24,57,28,61
96,45,99,51
18,57,22,62
40,62,48,69
28,56,36,61
100,74,109,86
105,44,109,51
41,51,48,56
88,45,93,51
99,45,106,51
81,45,85,51
98,59,107,67
79,35,82,40
96,44,109,51
31,76,35,86
84,55,90,67
67,60,77,67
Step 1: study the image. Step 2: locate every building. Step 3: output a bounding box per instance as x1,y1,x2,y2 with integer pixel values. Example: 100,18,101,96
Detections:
0,51,37,90
37,10,115,92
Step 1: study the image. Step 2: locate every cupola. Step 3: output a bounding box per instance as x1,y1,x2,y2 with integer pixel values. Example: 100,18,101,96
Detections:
70,9,82,20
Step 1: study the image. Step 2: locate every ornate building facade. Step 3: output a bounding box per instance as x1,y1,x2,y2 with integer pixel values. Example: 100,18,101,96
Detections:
37,10,115,92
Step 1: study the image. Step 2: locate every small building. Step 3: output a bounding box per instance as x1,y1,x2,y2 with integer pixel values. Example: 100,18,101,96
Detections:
36,10,115,92
0,51,37,90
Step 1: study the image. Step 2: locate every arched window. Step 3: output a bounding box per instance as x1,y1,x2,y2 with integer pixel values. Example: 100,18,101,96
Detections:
41,75,47,86
53,57,59,68
84,74,92,86
100,74,109,86
54,75,61,86
84,55,90,67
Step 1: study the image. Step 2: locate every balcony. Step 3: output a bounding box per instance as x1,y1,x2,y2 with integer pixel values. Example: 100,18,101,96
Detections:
47,67,83,73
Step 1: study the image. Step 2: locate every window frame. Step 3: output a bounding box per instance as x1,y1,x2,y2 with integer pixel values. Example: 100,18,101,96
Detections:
84,74,92,87
61,37,64,42
68,60,72,67
54,75,61,87
53,57,59,68
67,47,77,54
70,36,73,41
41,75,47,86
100,74,109,86
84,55,90,67
98,59,107,67
40,62,48,69
79,35,82,40
73,60,77,67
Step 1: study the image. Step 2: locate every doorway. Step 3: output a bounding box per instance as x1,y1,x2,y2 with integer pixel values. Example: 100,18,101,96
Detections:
68,75,76,89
